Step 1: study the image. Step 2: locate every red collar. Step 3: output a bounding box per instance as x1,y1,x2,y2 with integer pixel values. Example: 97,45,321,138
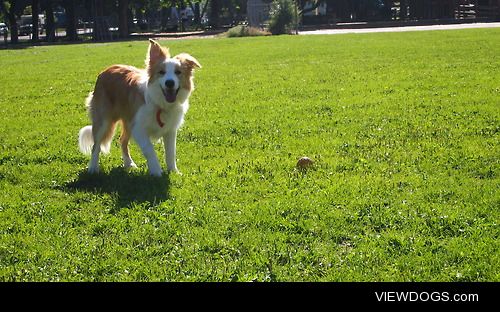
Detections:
156,109,164,128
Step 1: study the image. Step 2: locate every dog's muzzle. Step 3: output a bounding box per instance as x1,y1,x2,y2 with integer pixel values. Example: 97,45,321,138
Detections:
162,86,179,103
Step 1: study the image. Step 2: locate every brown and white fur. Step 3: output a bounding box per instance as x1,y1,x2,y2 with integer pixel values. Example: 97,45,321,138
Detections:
78,39,201,176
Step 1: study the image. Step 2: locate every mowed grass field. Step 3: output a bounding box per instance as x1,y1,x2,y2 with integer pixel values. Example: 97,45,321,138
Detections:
0,29,498,281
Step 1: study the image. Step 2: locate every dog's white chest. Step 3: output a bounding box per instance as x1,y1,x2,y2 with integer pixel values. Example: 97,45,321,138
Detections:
137,102,188,139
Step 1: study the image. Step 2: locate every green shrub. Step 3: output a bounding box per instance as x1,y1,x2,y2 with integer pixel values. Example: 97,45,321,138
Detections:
225,25,271,38
268,0,297,35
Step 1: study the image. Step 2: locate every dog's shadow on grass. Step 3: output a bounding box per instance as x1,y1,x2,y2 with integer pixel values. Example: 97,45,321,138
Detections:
64,168,171,213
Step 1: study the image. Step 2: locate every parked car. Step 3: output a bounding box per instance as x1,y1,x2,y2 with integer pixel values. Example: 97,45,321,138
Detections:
0,22,8,35
19,24,32,35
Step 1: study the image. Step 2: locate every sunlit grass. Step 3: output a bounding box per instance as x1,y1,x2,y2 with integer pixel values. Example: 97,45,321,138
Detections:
0,28,498,281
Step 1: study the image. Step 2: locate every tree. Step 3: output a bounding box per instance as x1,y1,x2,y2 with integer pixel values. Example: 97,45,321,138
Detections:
209,0,220,27
62,0,77,40
31,0,38,42
0,0,30,43
92,0,109,41
118,0,128,38
42,0,55,42
298,0,324,16
268,0,296,34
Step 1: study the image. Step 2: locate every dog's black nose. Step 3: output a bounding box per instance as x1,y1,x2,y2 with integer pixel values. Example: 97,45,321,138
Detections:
165,80,175,88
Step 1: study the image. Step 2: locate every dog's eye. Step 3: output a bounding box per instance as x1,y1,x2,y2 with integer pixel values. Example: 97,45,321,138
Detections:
159,70,166,75
175,70,181,75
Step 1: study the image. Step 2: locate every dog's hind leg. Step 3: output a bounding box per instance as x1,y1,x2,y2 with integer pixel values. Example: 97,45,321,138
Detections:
120,121,137,170
88,119,115,174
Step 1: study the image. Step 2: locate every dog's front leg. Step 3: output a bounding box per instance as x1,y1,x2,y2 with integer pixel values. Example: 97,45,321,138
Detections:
132,126,163,177
163,130,179,173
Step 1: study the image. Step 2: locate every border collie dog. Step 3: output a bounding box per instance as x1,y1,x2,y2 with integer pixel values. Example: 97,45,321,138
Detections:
78,39,201,176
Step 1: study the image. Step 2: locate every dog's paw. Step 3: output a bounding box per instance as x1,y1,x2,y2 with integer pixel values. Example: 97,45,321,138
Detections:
168,168,182,175
88,166,100,174
124,162,138,171
149,169,163,177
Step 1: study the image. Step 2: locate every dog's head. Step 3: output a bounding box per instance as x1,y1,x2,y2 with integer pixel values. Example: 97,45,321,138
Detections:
146,39,201,106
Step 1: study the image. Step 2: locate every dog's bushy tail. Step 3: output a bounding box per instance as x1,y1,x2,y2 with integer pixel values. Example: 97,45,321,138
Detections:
78,92,111,155
78,126,112,155
78,125,94,155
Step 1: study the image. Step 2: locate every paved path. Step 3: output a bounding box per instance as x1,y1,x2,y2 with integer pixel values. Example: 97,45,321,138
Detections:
299,22,500,35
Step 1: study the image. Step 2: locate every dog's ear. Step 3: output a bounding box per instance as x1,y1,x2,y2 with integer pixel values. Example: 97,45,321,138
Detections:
146,39,170,68
175,53,202,70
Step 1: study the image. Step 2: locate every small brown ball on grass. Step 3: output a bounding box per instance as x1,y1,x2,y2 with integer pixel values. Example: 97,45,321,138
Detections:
296,157,314,170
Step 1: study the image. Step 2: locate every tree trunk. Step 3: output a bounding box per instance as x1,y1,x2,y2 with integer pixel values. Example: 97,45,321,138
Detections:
45,0,55,42
8,12,18,44
1,0,28,44
400,0,408,20
188,1,201,28
209,0,220,28
92,0,105,41
32,0,40,42
118,0,129,38
300,0,324,16
199,0,209,28
64,0,78,40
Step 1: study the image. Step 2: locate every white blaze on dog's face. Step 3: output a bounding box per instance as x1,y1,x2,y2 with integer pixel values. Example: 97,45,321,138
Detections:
146,39,201,106
158,59,182,104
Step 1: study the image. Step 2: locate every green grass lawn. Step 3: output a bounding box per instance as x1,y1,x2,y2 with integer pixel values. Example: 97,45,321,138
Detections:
0,29,499,281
